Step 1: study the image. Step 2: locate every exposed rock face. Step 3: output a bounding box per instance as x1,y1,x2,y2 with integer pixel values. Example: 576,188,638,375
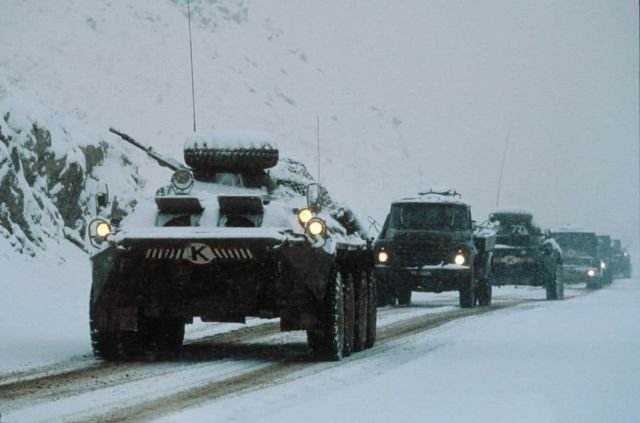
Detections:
0,111,140,256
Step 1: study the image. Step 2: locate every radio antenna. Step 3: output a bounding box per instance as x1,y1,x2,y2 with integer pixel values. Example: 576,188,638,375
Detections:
316,116,321,183
495,124,511,207
187,0,197,132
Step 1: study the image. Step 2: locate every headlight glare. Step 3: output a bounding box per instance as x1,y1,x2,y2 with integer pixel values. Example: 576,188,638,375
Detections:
600,261,606,269
587,269,596,277
298,208,313,225
378,251,389,263
307,218,326,237
96,221,112,239
454,253,466,266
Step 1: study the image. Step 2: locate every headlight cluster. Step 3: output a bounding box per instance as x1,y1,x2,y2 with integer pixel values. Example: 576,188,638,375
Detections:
297,208,326,238
88,218,113,247
587,269,596,277
171,169,194,193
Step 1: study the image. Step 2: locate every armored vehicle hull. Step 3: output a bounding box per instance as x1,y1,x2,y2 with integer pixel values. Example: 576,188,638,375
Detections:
88,130,376,361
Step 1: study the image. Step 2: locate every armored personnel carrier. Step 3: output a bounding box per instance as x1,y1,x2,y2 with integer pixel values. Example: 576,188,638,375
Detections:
373,189,495,308
87,128,376,361
488,207,564,300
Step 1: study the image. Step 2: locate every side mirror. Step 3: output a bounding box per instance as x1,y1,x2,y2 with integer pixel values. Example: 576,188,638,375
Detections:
95,181,109,214
306,183,322,210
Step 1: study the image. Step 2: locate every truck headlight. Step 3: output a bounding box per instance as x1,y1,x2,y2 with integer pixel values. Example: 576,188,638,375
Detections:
454,253,466,266
307,218,326,237
600,261,606,269
378,251,389,263
587,269,596,277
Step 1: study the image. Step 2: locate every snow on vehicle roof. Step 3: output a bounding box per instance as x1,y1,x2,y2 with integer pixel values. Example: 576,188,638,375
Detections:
184,130,278,150
492,206,534,216
550,224,594,234
392,193,469,207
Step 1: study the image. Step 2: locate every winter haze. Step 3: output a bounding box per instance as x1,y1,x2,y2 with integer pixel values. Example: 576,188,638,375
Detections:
1,0,638,244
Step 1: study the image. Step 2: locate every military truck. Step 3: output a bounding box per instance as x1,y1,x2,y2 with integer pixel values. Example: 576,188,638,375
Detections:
610,240,632,278
597,235,614,285
373,189,495,308
87,128,376,361
550,225,604,289
488,207,564,300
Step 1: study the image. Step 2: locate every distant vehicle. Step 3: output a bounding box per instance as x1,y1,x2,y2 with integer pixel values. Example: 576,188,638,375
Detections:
487,207,564,300
87,128,376,361
373,189,495,308
610,239,632,278
597,235,614,285
550,225,604,289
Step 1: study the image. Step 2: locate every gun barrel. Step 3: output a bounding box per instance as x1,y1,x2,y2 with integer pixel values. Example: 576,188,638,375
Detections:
108,127,188,172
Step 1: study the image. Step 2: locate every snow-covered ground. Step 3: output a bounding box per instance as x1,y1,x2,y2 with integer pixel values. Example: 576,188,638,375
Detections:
2,244,638,422
161,278,640,423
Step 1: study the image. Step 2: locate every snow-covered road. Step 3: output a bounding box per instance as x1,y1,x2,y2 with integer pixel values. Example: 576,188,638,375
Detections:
162,279,640,423
1,248,638,422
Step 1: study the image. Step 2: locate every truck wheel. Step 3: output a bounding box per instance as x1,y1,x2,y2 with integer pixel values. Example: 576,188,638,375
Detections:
396,285,412,306
352,271,369,352
184,146,278,172
342,272,356,357
312,269,345,361
459,270,475,308
375,274,392,307
476,279,492,306
365,270,377,349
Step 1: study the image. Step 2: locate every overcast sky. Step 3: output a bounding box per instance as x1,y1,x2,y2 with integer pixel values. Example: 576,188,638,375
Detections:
260,0,639,245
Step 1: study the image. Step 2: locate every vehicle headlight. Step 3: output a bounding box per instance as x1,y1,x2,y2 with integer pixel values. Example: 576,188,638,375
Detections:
298,208,313,225
454,253,466,266
587,269,596,277
624,252,629,257
378,251,389,263
600,261,606,269
171,169,194,193
89,218,113,246
307,218,326,237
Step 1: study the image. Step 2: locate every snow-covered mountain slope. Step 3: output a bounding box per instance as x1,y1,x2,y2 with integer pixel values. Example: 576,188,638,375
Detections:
0,0,426,254
0,0,637,256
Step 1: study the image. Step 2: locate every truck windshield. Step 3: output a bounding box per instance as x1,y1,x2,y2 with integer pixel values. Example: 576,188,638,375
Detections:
389,203,469,231
552,232,598,257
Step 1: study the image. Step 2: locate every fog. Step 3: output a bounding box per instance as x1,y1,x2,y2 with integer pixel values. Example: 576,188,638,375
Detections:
261,0,639,244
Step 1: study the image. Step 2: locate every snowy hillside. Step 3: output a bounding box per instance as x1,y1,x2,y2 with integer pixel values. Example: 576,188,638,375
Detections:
0,0,424,256
0,0,637,255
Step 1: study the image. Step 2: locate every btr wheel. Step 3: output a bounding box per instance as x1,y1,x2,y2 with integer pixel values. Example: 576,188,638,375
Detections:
342,272,356,357
365,271,377,349
311,269,345,361
352,271,369,352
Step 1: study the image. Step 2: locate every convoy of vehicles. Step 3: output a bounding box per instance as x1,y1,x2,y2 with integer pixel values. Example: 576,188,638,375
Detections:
87,129,376,361
86,130,632,362
372,189,495,308
487,207,564,300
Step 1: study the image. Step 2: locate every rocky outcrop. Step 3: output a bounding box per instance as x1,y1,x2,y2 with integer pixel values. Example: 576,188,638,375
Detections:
0,111,141,256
